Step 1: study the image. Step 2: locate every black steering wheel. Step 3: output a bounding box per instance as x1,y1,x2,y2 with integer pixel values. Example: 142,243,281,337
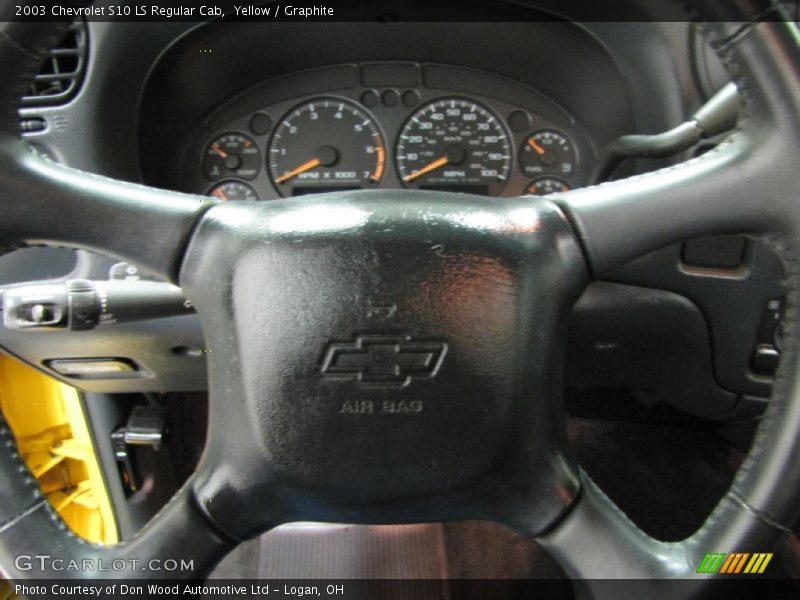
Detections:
2,2,800,597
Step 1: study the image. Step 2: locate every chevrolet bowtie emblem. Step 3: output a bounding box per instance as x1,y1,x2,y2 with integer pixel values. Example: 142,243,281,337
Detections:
321,334,447,387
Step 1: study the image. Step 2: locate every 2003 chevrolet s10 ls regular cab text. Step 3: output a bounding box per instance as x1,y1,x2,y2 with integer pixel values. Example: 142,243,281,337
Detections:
24,4,335,18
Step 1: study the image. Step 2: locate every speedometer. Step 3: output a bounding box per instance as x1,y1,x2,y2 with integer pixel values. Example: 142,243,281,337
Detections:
396,98,512,196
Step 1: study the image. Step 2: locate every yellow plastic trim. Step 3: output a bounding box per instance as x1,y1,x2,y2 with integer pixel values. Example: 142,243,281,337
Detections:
0,355,118,544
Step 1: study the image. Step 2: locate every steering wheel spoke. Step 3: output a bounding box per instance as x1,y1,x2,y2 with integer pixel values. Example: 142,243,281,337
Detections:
0,136,214,282
556,17,800,277
555,138,772,276
537,475,690,582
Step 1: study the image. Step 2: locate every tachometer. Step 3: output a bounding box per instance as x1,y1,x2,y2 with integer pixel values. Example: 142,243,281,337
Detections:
268,98,386,197
396,98,512,196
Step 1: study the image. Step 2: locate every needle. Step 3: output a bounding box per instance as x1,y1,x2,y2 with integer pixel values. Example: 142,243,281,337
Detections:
527,138,546,156
370,147,386,182
403,155,449,183
275,158,322,184
211,144,228,159
211,188,228,201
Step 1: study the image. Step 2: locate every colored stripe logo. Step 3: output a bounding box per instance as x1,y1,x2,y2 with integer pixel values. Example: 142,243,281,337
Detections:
696,552,773,574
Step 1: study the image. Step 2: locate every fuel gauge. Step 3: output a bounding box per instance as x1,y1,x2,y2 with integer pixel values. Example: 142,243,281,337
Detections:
520,130,576,179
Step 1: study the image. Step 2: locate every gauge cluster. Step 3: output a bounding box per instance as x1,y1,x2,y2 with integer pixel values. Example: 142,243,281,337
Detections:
182,63,596,202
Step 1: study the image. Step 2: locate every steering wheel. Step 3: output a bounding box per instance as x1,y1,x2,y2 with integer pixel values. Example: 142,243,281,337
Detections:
2,1,800,596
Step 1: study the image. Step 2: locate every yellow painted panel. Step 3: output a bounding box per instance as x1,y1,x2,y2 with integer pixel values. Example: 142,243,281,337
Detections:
0,355,117,544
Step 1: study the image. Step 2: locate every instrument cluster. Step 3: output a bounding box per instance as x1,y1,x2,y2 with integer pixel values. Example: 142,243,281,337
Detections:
184,63,596,201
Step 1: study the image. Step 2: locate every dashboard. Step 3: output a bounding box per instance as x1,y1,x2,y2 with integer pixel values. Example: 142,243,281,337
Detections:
182,63,595,202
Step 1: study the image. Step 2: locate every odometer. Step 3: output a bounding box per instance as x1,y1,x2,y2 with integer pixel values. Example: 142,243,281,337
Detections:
268,98,385,197
396,98,512,196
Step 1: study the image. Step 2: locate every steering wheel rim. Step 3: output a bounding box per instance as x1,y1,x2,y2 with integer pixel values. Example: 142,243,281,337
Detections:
0,2,799,596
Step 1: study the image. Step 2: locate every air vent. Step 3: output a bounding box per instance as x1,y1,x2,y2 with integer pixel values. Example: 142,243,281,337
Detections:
21,20,88,108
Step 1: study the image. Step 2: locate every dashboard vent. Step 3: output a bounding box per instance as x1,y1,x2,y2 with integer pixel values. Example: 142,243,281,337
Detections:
21,20,88,108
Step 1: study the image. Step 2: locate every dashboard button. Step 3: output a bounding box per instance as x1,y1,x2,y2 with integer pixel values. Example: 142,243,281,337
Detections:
508,110,531,133
401,90,420,107
681,235,747,269
249,113,272,136
381,89,399,107
361,90,379,107
751,344,780,375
